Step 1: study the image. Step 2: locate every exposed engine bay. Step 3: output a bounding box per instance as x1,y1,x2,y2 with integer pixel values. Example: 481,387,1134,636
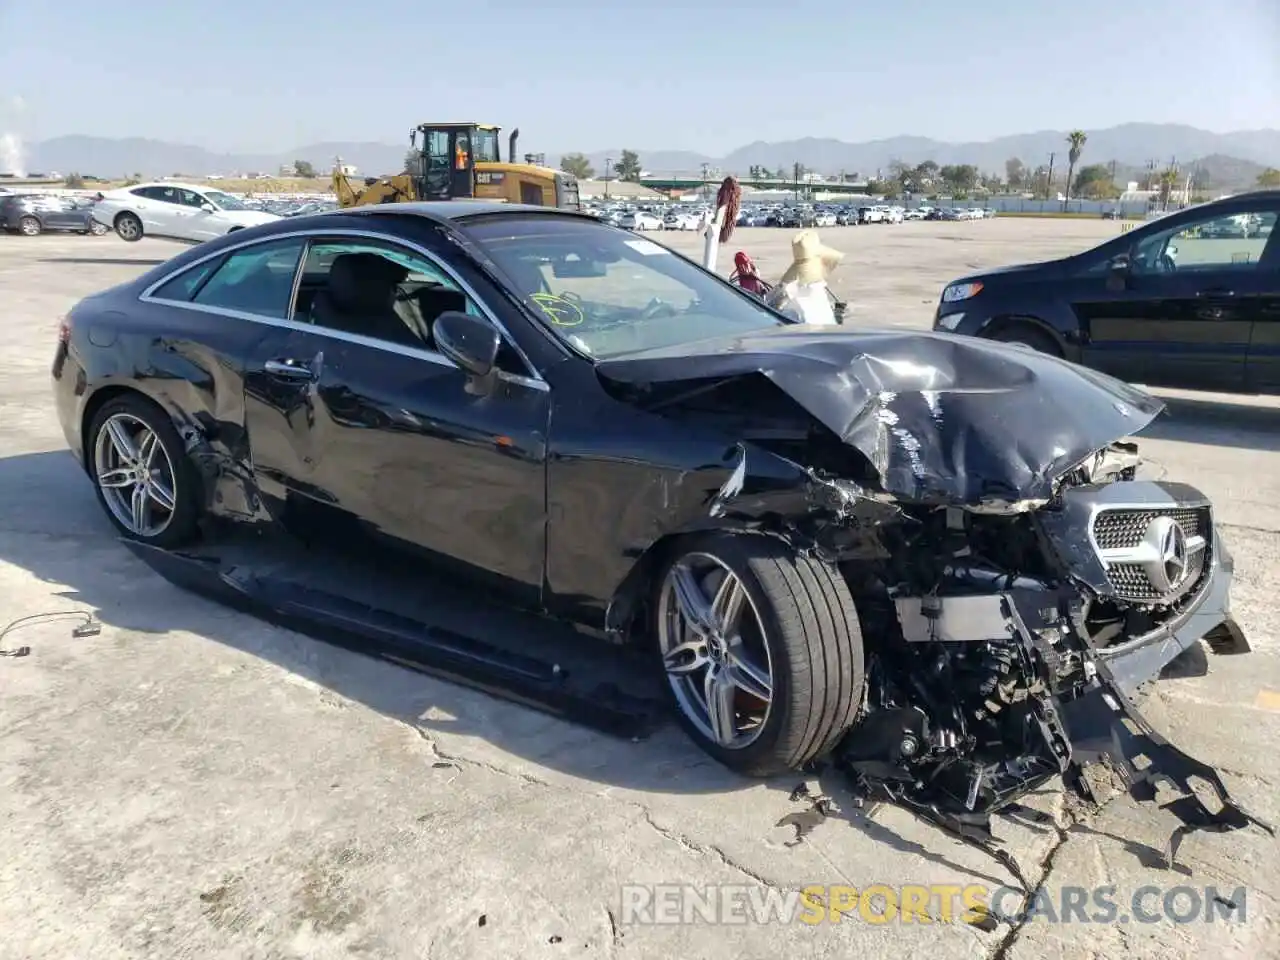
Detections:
796,439,1272,877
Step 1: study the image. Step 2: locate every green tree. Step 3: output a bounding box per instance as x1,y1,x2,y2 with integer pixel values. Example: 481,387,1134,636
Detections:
63,172,86,189
1005,157,1026,190
613,150,642,182
913,160,939,183
1257,167,1280,189
939,164,977,193
1157,168,1179,207
1063,130,1087,202
294,160,316,178
559,153,594,179
1028,165,1050,197
1073,163,1112,197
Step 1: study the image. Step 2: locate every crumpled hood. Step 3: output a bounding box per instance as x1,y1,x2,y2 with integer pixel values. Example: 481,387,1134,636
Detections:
596,326,1165,507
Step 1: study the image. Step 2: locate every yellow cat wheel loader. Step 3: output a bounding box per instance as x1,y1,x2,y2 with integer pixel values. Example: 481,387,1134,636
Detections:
332,122,580,210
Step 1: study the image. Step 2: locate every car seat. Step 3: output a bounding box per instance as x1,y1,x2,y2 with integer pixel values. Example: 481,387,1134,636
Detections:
310,253,415,346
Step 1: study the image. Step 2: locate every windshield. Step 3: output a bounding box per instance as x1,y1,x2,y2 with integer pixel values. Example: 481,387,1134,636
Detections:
204,190,248,211
465,216,788,359
472,128,500,163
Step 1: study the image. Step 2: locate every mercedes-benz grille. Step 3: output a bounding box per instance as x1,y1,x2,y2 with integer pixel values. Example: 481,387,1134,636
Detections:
1091,506,1211,604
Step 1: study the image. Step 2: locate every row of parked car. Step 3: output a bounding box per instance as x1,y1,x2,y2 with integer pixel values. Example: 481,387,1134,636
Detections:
586,199,1001,234
738,204,997,227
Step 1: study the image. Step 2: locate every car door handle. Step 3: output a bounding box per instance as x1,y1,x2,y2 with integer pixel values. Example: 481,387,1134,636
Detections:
263,359,316,381
1196,287,1235,298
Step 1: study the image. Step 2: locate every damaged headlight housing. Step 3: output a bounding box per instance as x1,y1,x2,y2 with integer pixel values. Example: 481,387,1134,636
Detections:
941,281,984,303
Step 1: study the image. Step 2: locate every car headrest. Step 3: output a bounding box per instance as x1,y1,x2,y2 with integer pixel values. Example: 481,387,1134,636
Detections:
411,285,468,315
326,253,409,312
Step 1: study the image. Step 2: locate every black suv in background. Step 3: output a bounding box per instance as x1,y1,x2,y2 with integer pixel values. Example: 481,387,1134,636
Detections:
934,191,1280,394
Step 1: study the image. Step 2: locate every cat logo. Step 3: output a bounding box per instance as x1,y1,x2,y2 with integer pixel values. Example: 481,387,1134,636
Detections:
476,172,505,185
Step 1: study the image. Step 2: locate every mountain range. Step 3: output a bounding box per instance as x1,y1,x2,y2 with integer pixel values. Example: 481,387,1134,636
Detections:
13,123,1279,187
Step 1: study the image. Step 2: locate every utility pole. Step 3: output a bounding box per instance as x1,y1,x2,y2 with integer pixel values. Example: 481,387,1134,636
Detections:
1045,152,1055,201
604,156,612,199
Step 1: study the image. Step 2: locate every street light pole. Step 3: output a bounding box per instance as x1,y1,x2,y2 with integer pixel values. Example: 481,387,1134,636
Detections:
604,156,612,200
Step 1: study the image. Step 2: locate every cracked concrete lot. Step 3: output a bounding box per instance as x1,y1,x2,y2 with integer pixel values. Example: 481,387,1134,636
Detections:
1,220,1278,960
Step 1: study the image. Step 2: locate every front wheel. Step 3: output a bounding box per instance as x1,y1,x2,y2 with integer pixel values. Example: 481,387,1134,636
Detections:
115,212,143,242
19,215,41,236
652,532,864,777
990,325,1061,357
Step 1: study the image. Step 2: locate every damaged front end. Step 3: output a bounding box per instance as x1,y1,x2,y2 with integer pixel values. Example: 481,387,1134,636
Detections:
835,482,1269,873
598,330,1272,868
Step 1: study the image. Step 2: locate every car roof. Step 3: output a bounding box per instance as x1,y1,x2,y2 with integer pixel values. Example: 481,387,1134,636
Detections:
119,181,211,191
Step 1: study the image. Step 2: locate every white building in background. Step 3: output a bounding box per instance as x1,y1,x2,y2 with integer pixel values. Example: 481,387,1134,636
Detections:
337,163,358,177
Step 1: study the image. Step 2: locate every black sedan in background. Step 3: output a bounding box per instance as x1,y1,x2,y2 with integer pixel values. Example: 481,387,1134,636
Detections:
51,204,1248,821
934,191,1280,394
1,194,108,236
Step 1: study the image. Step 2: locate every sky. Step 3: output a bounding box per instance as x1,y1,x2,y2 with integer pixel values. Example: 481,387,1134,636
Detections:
0,0,1277,155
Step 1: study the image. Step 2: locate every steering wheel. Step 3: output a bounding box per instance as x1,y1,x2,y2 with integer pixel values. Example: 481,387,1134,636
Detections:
638,297,678,320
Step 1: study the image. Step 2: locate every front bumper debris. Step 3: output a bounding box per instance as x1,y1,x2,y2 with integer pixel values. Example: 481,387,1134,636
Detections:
835,581,1274,887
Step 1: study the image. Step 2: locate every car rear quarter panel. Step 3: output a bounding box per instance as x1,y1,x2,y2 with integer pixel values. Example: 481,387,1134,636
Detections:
65,295,273,521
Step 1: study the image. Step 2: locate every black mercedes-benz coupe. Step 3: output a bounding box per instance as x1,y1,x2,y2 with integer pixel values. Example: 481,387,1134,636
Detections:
51,203,1259,838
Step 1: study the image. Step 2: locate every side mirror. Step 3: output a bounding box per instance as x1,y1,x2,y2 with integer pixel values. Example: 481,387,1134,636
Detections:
200,202,216,213
1106,253,1130,292
433,310,501,394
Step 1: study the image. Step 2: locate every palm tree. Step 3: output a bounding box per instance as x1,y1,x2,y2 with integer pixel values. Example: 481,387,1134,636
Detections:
1158,168,1180,210
1063,130,1087,205
1059,131,1090,207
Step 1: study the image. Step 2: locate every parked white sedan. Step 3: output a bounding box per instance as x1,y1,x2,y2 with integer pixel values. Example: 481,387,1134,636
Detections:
662,212,700,230
92,182,280,243
619,211,664,231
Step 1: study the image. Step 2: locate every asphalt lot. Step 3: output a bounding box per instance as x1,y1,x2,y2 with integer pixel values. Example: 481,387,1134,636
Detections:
1,220,1278,960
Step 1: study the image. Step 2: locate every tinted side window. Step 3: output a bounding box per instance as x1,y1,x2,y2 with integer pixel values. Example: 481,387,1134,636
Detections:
191,239,305,318
1132,209,1277,275
296,237,526,373
149,257,224,302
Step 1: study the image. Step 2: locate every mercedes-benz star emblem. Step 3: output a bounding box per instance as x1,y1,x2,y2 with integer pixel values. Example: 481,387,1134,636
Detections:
1142,516,1189,594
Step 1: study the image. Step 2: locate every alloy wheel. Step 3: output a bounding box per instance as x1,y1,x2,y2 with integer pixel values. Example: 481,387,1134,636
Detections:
93,413,178,537
19,217,39,236
117,216,141,240
657,553,774,749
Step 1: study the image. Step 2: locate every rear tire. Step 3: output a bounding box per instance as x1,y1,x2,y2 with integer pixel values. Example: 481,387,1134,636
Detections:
19,216,41,236
115,212,143,242
990,324,1061,357
89,221,109,236
87,394,202,548
651,531,864,777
